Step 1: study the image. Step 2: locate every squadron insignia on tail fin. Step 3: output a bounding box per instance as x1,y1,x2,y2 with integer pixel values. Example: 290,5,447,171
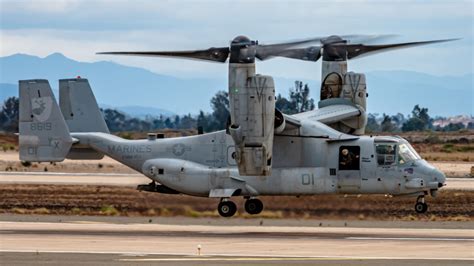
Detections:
19,79,73,162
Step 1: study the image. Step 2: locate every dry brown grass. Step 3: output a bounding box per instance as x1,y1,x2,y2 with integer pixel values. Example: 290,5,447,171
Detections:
421,152,473,162
1,184,472,221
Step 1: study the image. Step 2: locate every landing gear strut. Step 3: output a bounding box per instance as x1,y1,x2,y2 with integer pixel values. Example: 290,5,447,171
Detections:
217,199,237,217
414,195,428,213
244,198,264,215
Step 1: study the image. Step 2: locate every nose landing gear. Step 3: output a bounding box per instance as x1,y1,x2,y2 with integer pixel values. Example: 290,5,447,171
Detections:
245,198,264,215
414,195,428,213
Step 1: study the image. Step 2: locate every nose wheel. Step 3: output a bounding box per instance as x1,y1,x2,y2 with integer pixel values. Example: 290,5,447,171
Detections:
414,195,428,213
217,199,237,217
245,198,264,215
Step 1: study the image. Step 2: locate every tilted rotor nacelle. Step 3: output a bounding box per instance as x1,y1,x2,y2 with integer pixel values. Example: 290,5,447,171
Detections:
228,74,276,176
97,34,457,175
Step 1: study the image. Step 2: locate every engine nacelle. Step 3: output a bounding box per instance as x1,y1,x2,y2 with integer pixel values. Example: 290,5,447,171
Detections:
320,68,368,135
341,72,366,111
229,74,275,176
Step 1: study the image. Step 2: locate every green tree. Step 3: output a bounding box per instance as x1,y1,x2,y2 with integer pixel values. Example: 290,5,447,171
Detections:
209,91,229,131
197,110,210,132
381,113,397,132
288,81,315,114
103,109,127,132
276,93,292,114
276,81,315,115
402,105,432,132
173,115,180,129
179,114,197,129
164,117,173,129
366,113,380,132
152,115,165,129
0,97,19,132
443,123,465,131
391,113,405,130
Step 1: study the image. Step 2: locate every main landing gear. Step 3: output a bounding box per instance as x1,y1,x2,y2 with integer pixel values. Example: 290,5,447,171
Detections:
217,199,237,217
414,195,428,213
244,198,264,215
217,198,264,217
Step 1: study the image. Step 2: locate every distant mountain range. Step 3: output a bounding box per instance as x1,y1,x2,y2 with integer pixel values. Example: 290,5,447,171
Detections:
0,53,472,117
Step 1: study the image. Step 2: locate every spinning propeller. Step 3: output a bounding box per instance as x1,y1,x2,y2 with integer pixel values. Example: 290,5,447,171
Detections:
98,35,324,63
274,35,458,62
98,35,458,63
97,35,406,64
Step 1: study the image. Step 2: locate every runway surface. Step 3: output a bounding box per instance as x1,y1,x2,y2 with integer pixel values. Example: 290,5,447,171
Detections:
0,171,472,190
0,171,149,186
0,219,473,265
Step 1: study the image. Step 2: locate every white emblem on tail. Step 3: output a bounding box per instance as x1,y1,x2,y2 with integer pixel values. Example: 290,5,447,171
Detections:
31,97,53,122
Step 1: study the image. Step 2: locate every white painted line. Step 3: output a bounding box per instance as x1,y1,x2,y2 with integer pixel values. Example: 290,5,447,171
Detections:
346,237,474,241
118,258,360,262
0,171,141,177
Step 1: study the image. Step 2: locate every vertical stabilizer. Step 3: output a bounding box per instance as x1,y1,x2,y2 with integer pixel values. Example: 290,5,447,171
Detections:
59,78,109,133
19,79,73,162
59,78,108,159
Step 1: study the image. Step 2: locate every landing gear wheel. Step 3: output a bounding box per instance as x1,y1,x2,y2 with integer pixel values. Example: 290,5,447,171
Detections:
245,198,264,215
218,201,237,217
415,195,428,214
415,202,428,213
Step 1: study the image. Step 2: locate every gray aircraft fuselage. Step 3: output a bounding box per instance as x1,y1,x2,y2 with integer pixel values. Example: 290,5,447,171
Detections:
72,129,445,199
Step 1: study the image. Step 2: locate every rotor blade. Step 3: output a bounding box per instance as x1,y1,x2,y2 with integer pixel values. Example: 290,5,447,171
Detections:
337,34,398,44
97,47,230,63
345,38,459,59
255,37,326,60
262,46,322,62
255,35,396,60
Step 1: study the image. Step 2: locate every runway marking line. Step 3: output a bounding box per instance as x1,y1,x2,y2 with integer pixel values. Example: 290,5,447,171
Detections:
346,237,474,242
118,257,360,262
0,171,141,177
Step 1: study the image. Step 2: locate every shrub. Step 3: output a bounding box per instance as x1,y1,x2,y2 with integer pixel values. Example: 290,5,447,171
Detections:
20,161,31,167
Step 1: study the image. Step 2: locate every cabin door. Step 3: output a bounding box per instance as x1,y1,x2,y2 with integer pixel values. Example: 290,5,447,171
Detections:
337,145,361,193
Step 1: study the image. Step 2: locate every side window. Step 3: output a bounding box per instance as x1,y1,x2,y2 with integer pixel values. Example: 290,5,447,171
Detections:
339,146,360,170
375,144,397,166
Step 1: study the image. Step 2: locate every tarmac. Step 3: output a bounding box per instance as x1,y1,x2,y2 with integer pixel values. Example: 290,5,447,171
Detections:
0,169,472,265
0,216,473,265
0,171,472,190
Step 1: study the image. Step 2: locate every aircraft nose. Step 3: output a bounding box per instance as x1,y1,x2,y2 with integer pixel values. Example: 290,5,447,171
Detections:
432,169,446,188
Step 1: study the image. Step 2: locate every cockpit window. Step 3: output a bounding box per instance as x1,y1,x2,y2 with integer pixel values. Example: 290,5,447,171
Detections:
375,144,396,166
398,143,421,165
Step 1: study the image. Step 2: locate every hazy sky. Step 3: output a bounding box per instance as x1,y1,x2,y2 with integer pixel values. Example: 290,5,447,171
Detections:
1,0,473,80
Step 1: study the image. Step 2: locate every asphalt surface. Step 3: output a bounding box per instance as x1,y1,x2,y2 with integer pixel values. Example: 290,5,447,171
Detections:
0,171,472,190
0,218,473,265
0,170,472,265
1,252,471,266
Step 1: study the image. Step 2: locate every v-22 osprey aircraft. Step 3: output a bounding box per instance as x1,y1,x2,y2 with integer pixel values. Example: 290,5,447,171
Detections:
18,35,454,217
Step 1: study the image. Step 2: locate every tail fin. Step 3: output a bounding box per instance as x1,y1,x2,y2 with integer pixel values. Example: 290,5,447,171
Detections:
19,79,73,162
59,78,108,159
59,78,109,133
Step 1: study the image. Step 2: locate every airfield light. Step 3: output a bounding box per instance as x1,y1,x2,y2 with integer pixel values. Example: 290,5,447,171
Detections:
197,244,202,256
